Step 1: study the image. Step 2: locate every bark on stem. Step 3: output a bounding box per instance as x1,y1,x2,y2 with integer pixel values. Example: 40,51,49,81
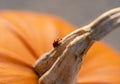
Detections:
33,8,120,84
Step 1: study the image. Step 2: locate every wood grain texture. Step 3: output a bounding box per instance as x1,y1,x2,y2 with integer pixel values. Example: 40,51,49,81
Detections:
33,8,120,84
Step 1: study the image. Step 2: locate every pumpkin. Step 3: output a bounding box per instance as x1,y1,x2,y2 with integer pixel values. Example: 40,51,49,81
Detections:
0,11,120,84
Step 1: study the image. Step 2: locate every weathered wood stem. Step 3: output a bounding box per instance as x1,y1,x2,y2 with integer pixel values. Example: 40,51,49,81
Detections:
33,8,120,84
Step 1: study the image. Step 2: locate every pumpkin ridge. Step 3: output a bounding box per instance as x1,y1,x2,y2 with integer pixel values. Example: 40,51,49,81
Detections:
0,48,34,68
0,15,38,59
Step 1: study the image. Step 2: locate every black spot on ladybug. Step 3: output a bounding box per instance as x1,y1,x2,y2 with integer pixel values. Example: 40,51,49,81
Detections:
53,38,62,48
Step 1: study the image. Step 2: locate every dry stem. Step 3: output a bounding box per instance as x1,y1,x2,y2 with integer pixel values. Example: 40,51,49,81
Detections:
33,8,120,84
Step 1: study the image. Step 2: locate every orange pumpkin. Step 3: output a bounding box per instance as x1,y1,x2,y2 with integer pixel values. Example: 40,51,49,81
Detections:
0,11,120,84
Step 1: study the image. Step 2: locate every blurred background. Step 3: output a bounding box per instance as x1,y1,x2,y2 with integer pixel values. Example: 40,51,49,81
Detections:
0,0,120,51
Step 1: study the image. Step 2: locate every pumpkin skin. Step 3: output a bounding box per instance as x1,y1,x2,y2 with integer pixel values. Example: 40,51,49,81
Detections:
0,11,120,84
79,42,120,84
0,11,74,84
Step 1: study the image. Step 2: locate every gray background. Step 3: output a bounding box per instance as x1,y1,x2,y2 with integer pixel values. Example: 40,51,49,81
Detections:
0,0,120,51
